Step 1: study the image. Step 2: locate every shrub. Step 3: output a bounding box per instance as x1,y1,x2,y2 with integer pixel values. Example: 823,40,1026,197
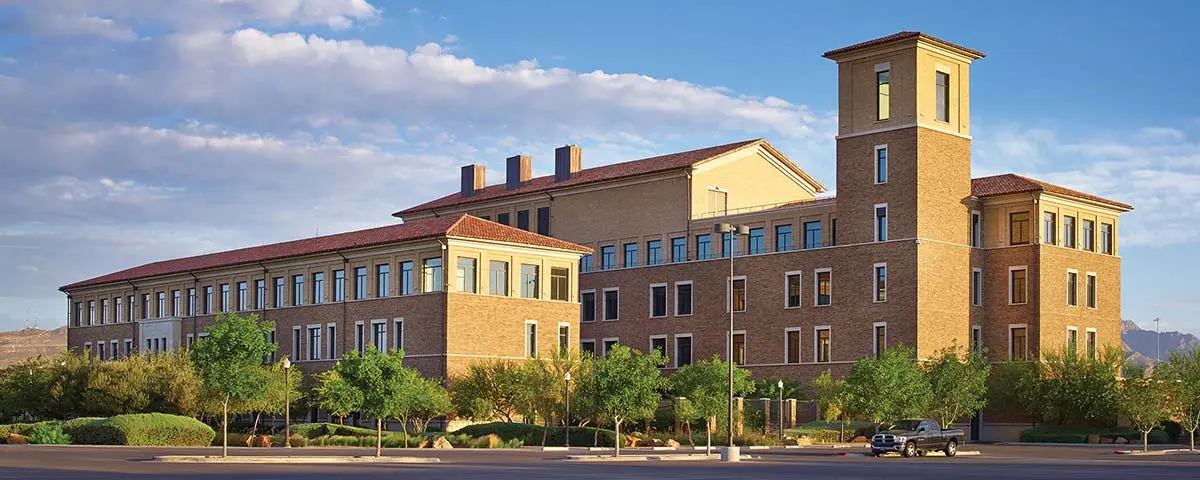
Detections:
454,422,621,447
289,423,377,439
0,423,37,437
65,414,215,446
1019,425,1170,444
28,424,72,445
786,421,876,444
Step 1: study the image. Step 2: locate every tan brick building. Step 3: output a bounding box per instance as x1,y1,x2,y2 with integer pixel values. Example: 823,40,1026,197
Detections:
63,215,590,380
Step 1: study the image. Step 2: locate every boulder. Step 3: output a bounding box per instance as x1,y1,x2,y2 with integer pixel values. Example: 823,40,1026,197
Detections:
1086,435,1100,444
287,434,305,448
650,438,664,447
6,433,29,445
252,435,272,448
433,437,454,449
624,436,640,448
418,440,430,448
1114,437,1129,445
665,439,681,448
851,436,870,444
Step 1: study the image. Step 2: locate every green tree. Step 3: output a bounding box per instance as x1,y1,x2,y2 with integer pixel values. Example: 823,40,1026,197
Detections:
327,348,411,457
1156,347,1200,450
812,370,851,441
242,361,303,436
189,313,276,457
844,345,929,431
592,345,666,457
393,375,452,444
450,360,533,422
1036,347,1123,426
312,369,360,425
987,360,1043,422
0,356,56,421
923,345,990,428
145,350,207,417
670,355,754,454
1118,372,1173,452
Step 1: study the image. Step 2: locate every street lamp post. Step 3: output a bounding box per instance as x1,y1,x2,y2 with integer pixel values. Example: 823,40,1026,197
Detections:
282,355,292,448
714,223,748,461
777,380,784,445
1153,317,1162,363
564,371,572,448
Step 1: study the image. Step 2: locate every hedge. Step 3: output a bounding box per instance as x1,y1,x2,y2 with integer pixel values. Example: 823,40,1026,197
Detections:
453,422,621,447
64,414,214,446
289,423,378,439
1019,425,1170,444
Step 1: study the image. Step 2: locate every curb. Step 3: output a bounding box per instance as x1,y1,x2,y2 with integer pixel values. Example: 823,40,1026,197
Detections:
151,455,440,464
565,454,724,462
839,451,980,458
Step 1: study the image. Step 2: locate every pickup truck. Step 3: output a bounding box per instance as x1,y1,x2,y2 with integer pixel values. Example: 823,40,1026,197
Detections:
870,419,964,458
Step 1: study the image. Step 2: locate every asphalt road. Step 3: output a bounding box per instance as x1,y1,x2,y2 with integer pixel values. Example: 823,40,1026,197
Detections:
1,444,1197,479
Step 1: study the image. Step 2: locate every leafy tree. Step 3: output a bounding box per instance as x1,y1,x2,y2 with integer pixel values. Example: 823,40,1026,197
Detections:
591,345,666,457
1156,347,1200,450
812,370,851,441
1118,372,1173,452
0,356,56,421
923,345,990,428
1035,347,1123,426
189,313,276,457
145,350,207,417
242,360,303,436
450,360,533,423
753,377,804,401
327,348,411,457
392,375,453,445
312,369,360,425
670,355,754,454
844,345,929,431
987,360,1043,422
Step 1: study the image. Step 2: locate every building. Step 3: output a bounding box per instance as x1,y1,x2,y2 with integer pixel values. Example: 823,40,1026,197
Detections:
396,33,1131,388
62,214,590,379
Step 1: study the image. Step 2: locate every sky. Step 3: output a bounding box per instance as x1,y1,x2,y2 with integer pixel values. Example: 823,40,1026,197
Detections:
0,0,1198,334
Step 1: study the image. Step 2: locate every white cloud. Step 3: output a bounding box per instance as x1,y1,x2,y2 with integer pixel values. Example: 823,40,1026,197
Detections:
442,33,459,44
1137,126,1186,142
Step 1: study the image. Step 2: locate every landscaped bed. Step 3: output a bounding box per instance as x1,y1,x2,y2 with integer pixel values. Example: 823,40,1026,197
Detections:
1,413,215,446
1019,425,1170,444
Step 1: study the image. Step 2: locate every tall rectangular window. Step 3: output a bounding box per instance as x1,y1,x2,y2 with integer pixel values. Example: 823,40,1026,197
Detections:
874,264,887,302
456,258,477,293
204,287,213,314
581,340,596,358
785,329,801,364
647,240,662,265
1066,327,1079,356
971,326,982,353
971,211,982,247
815,269,832,306
675,282,693,316
721,232,736,258
307,326,322,361
1063,216,1076,248
100,299,109,324
311,273,323,304
328,324,337,360
671,237,686,263
372,321,387,352
558,324,570,355
237,281,248,310
815,327,831,363
696,235,711,260
730,277,746,312
776,225,793,252
536,206,551,236
935,71,950,122
831,218,837,246
603,288,619,321
581,291,596,323
1010,268,1028,304
550,267,569,301
875,204,888,242
520,264,539,299
1043,212,1057,245
804,221,822,249
156,292,165,318
422,258,443,293
256,280,266,308
971,268,983,306
393,319,404,352
497,212,510,226
1067,271,1078,306
1100,223,1113,254
732,332,746,365
876,69,890,121
516,210,530,231
219,285,229,313
601,246,616,270
332,270,344,302
1082,219,1095,251
87,300,95,325
376,264,390,298
675,335,693,368
1010,326,1028,361
786,272,802,308
650,284,667,318
273,277,284,307
580,254,593,273
624,243,638,267
525,322,538,358
171,290,180,316
400,261,414,295
874,323,887,358
1086,273,1097,308
1010,212,1031,245
748,228,765,255
74,302,82,327
489,261,509,296
354,267,367,300
875,145,888,184
128,295,135,321
116,297,123,323
650,336,667,357
292,275,303,306
1086,330,1097,360
185,290,194,316
354,322,364,353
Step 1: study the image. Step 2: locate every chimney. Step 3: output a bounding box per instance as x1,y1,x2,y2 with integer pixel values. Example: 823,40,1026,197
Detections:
554,145,582,181
505,154,532,190
460,164,486,197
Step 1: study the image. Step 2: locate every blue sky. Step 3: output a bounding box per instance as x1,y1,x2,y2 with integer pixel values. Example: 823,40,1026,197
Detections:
0,0,1197,334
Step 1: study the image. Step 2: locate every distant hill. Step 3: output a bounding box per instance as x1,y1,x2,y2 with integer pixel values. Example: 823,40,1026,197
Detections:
0,326,66,367
1122,320,1200,367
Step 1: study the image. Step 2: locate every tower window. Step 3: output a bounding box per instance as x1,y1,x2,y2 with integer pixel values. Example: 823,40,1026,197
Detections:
874,145,888,184
936,71,950,122
876,70,890,121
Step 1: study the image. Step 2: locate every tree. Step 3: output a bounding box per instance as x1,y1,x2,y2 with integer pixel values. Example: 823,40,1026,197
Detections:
753,377,804,401
987,360,1043,422
189,313,276,457
811,370,850,441
392,375,453,445
844,345,929,431
326,348,425,457
1036,347,1123,426
312,369,360,425
1118,372,1173,452
923,345,990,428
524,350,582,446
670,355,754,454
450,360,533,423
592,345,666,457
1156,347,1200,450
243,361,303,436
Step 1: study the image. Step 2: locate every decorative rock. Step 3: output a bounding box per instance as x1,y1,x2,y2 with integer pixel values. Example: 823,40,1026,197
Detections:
1115,437,1129,445
650,438,664,447
6,433,29,445
1086,435,1101,444
851,436,870,444
418,440,430,448
665,439,681,448
252,435,272,448
432,437,454,449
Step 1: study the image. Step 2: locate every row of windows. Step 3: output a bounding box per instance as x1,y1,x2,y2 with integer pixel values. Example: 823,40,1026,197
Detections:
579,324,861,368
875,66,952,123
991,267,1100,308
481,206,551,236
1005,325,1099,361
1006,211,1114,253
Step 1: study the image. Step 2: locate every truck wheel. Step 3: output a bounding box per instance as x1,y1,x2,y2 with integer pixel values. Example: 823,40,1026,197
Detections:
901,441,917,458
944,439,958,458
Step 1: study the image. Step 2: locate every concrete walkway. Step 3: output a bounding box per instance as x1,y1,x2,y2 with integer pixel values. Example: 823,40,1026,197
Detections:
152,455,440,464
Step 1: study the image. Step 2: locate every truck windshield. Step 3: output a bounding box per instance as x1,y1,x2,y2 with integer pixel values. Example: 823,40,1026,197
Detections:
887,420,923,432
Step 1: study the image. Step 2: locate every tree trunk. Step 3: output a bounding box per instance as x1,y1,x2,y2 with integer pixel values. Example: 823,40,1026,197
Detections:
593,425,599,447
706,417,712,456
839,419,845,443
687,421,693,446
221,399,229,458
251,412,261,437
401,418,409,448
614,419,622,458
541,418,548,447
1143,430,1149,453
376,418,382,458
1191,429,1195,451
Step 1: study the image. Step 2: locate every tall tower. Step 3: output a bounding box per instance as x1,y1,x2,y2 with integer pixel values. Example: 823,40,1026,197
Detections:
824,32,985,356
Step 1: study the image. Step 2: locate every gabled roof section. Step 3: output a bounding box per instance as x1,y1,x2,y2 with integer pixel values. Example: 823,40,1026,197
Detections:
62,215,589,291
394,139,826,218
971,174,1132,211
822,31,986,60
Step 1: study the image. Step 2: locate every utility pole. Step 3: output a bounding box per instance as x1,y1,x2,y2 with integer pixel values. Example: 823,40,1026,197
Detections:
1153,317,1161,364
714,223,747,462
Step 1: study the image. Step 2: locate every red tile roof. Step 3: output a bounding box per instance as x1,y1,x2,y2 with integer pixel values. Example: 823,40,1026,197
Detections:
822,31,986,59
61,215,590,291
395,139,825,218
971,174,1133,211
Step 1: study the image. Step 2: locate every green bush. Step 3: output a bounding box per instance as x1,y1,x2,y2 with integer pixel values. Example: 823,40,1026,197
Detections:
27,424,72,445
0,423,37,437
1019,425,1170,444
64,414,214,446
454,422,621,447
289,423,377,439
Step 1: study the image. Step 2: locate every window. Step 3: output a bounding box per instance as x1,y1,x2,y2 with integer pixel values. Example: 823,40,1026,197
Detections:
804,221,822,249
353,267,367,300
785,272,802,308
456,258,477,293
372,321,387,352
785,329,801,364
744,228,764,255
1100,223,1113,254
327,324,336,359
1082,219,1095,251
875,204,888,242
1086,329,1097,360
124,339,133,357
520,264,539,299
185,290,193,316
355,322,364,353
647,240,662,265
274,277,285,307
873,264,887,302
971,211,981,247
581,290,596,323
332,270,344,302
422,258,443,293
776,225,793,252
815,327,831,363
732,332,746,365
675,281,693,316
489,261,509,296
601,246,616,270
675,335,693,368
1066,327,1079,357
497,212,510,226
203,287,213,314
400,261,414,295
1063,216,1076,248
127,295,135,321
650,284,667,318
876,69,890,121
581,339,596,358
116,297,123,323
87,300,96,325
874,323,887,358
537,206,551,236
971,268,983,306
265,329,277,362
672,237,691,264
256,279,267,308
729,276,746,312
217,285,228,313
721,232,736,258
307,325,322,361
551,267,570,301
831,219,837,246
292,275,303,306
238,281,248,310
157,292,165,317
580,254,593,273
1043,212,1057,245
875,145,888,184
292,327,301,360
624,243,638,267
98,342,106,361
517,210,530,231
707,188,728,216
522,321,537,358
100,299,109,324
696,235,711,260
1010,326,1028,361
558,323,570,355
1086,273,1097,308
650,336,667,357
394,318,404,352
311,273,323,304
74,302,82,327
935,71,950,122
1010,212,1031,245
376,264,391,298
142,294,150,319
971,325,982,353
1067,271,1078,306
171,290,181,316
815,269,832,306
603,288,619,321
1009,267,1028,304
602,338,619,358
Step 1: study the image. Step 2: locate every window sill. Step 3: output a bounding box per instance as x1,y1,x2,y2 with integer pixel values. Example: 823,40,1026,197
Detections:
815,303,832,308
873,300,887,304
784,305,802,310
650,315,668,320
1009,302,1028,306
674,313,693,318
601,318,620,322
